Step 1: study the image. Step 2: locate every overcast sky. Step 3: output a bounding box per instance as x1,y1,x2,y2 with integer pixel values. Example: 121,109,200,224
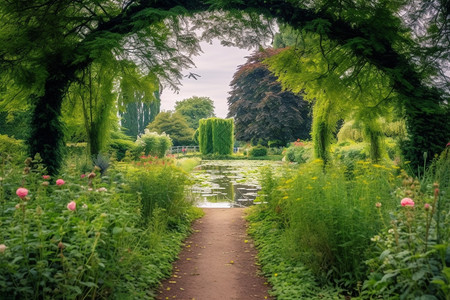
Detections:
159,39,254,118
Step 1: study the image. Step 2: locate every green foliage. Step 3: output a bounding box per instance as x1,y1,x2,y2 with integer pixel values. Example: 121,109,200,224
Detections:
0,111,31,140
174,96,215,130
211,118,234,155
198,118,214,155
285,140,312,164
0,135,26,164
228,48,312,145
147,112,194,146
135,130,172,158
246,206,343,299
256,160,400,289
124,159,192,225
0,155,200,299
109,131,138,161
362,157,450,299
198,118,234,155
249,145,268,157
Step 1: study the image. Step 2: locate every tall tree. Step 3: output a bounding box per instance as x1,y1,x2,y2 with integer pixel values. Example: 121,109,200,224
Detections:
174,96,215,130
147,111,195,146
228,48,312,145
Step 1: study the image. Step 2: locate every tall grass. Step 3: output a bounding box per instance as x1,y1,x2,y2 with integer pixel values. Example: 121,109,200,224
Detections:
260,159,400,288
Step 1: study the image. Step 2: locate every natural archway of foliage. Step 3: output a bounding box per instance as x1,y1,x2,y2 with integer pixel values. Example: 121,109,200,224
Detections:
0,0,448,173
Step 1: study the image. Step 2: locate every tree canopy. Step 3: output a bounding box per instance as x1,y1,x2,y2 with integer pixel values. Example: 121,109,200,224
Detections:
228,48,312,145
0,0,448,173
146,111,195,146
174,96,215,130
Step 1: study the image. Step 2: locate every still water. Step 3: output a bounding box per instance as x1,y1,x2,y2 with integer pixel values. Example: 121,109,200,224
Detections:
188,160,285,208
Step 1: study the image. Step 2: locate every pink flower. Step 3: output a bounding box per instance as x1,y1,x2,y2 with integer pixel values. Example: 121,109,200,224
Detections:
80,174,86,179
424,203,431,211
375,202,382,208
56,179,65,186
401,198,415,207
16,188,28,199
42,175,51,180
67,201,76,211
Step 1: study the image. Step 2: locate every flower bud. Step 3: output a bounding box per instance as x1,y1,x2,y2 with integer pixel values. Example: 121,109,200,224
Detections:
88,172,96,179
42,181,50,187
375,202,382,208
0,244,7,254
58,242,65,249
434,188,439,198
424,203,431,211
433,182,439,188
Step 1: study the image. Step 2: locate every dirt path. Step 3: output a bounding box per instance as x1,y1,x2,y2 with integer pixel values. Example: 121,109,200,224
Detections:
157,208,273,300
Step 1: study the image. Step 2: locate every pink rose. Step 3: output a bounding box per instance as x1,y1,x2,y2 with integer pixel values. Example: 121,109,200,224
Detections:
401,198,415,207
16,188,28,199
67,201,76,211
42,175,51,180
56,179,65,186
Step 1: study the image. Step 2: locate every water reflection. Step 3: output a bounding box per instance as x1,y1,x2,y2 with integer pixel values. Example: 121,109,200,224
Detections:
188,160,282,208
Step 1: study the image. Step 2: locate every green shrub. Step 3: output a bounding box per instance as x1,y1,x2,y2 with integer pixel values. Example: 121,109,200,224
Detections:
249,145,268,157
0,134,26,163
285,143,312,164
109,132,139,161
135,130,172,158
125,161,191,225
199,118,234,155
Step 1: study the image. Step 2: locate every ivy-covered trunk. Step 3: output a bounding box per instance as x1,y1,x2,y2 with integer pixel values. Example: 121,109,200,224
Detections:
28,59,69,175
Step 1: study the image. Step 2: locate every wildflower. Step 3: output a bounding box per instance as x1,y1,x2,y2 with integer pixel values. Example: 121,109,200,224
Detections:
401,198,415,207
424,203,431,211
0,244,7,254
434,188,439,198
375,202,382,208
97,187,107,192
56,179,65,186
82,204,88,209
16,188,28,199
67,201,76,211
80,174,86,179
42,181,49,187
58,242,65,249
370,235,381,242
42,175,51,180
15,203,21,209
88,172,96,179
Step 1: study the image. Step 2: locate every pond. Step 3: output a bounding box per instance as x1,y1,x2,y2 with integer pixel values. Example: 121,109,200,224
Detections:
187,160,286,208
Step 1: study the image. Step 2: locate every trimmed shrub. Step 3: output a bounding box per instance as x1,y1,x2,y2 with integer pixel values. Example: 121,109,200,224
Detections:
249,145,268,157
211,118,234,155
199,118,234,155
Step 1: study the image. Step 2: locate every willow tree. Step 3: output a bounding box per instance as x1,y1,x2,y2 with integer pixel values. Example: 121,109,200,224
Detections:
1,0,448,173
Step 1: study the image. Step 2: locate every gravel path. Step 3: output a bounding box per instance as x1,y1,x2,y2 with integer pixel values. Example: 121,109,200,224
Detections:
157,208,273,300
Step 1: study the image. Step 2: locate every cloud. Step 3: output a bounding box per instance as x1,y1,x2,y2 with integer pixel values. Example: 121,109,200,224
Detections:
160,39,253,118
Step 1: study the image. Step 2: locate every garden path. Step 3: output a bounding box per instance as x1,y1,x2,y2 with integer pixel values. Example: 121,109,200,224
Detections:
156,208,272,300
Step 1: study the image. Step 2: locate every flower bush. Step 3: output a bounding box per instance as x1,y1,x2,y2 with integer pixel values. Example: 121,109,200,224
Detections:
362,151,450,299
0,154,201,299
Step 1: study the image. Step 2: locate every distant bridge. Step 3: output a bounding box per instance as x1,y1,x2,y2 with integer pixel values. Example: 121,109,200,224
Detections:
169,146,199,154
